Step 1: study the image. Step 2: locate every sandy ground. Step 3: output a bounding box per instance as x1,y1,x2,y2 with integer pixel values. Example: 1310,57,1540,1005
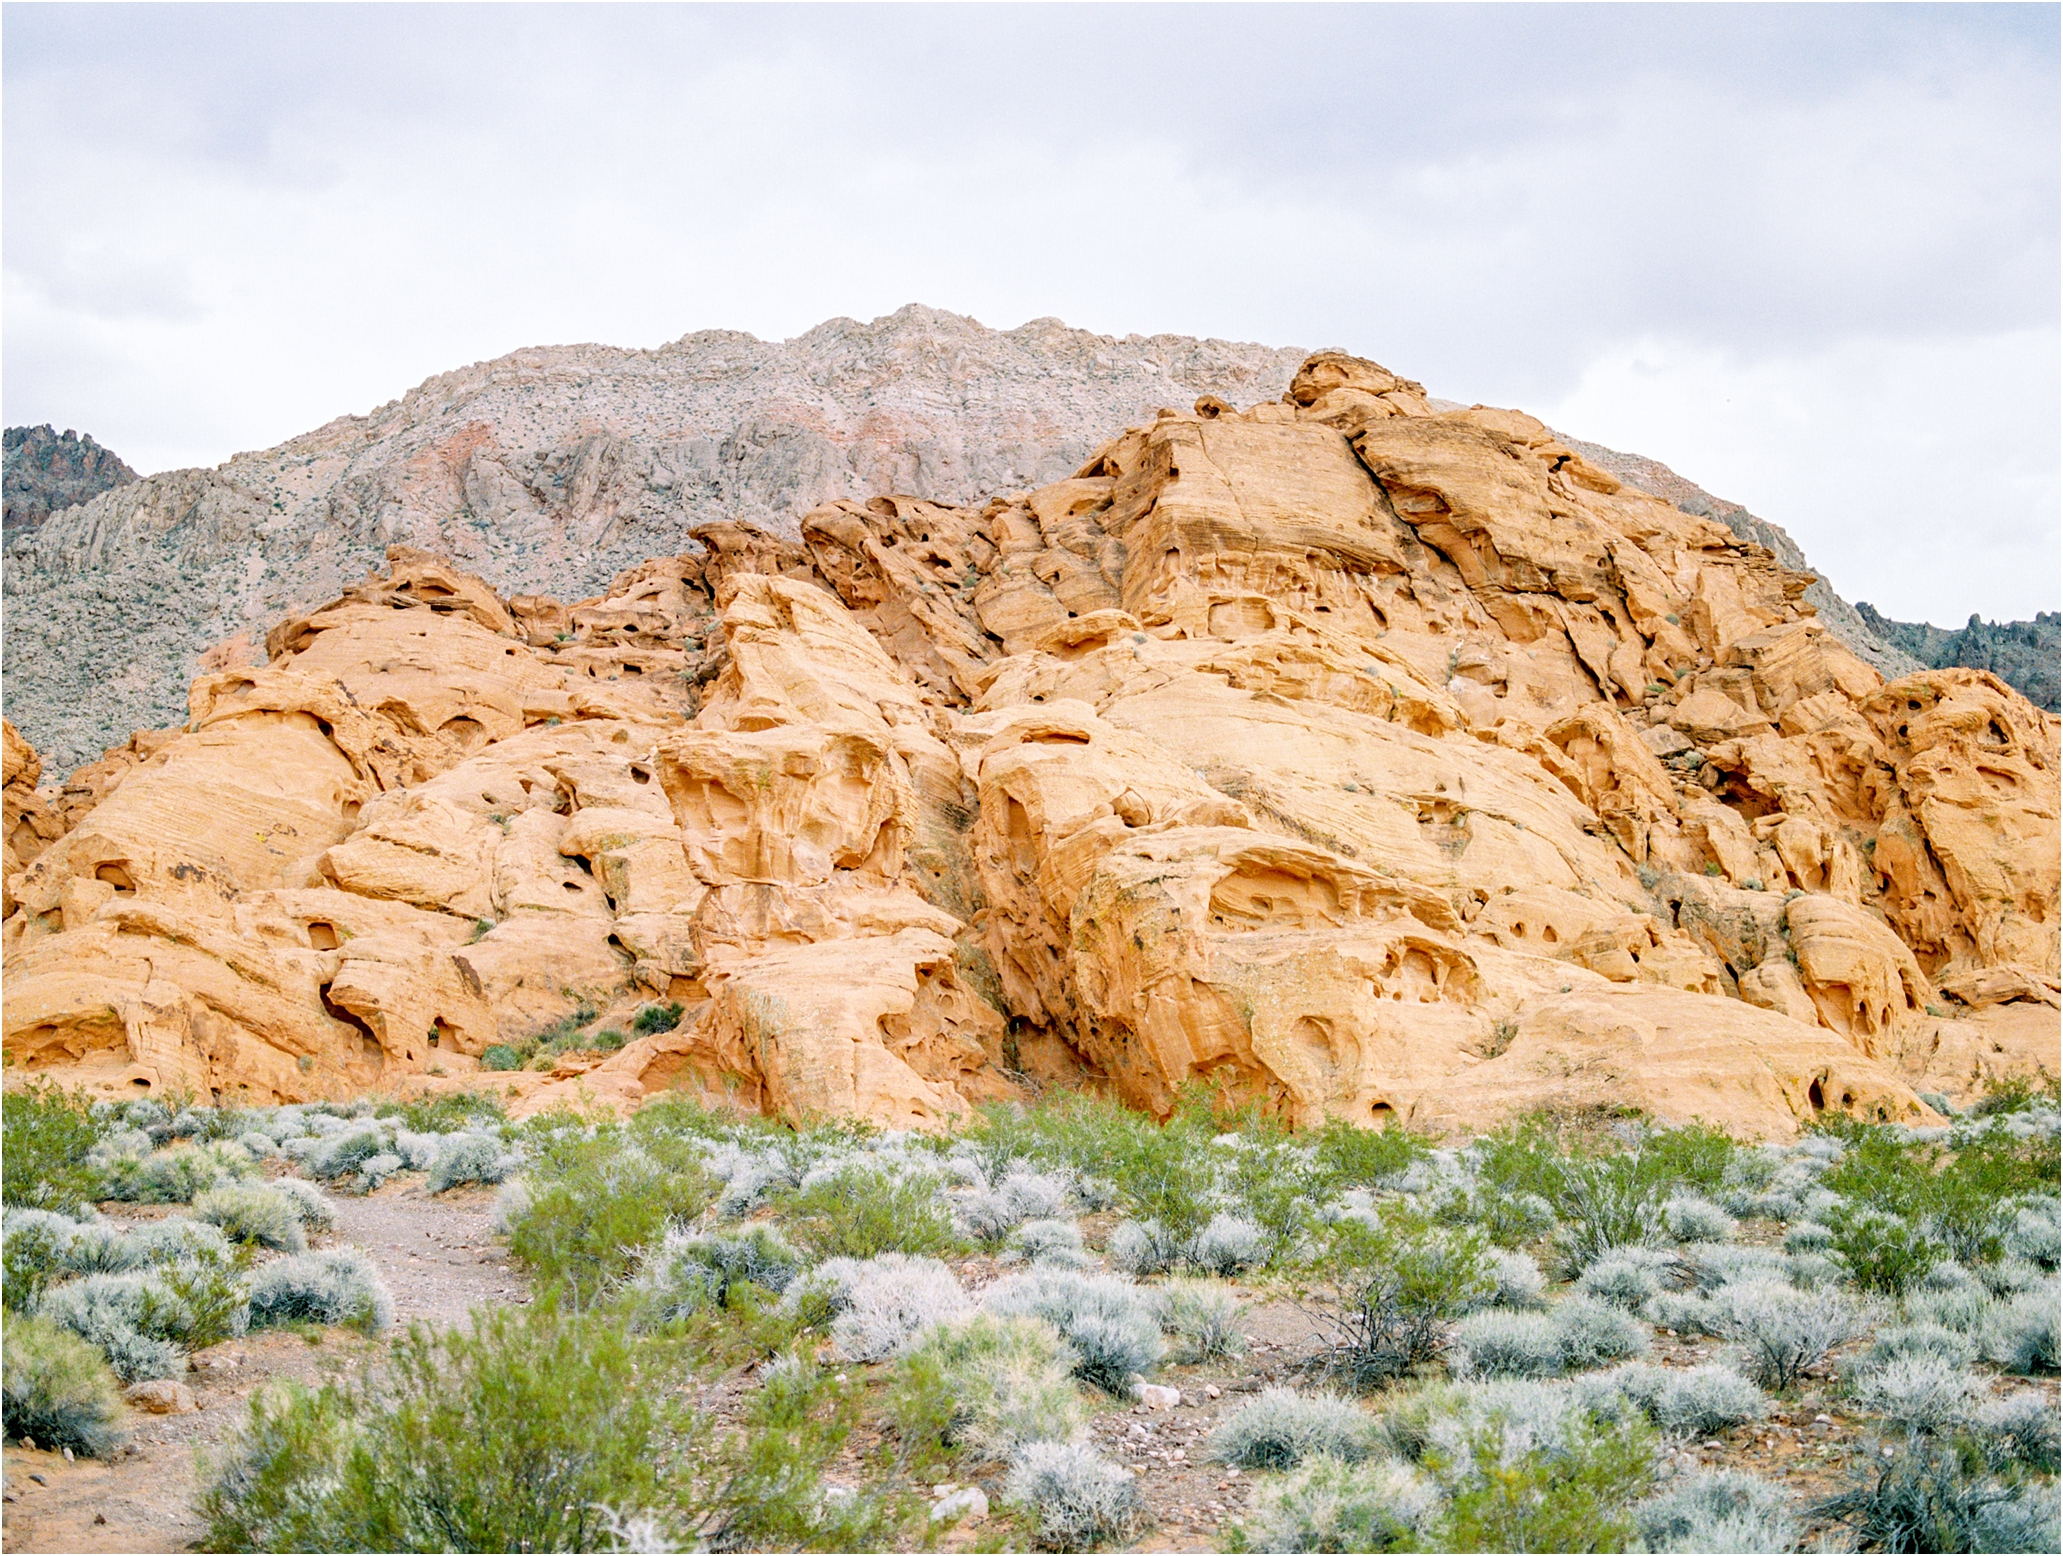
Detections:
1,1181,512,1555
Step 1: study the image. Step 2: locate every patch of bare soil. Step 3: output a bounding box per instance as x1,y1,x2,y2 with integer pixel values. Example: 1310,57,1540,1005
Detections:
1,1180,519,1555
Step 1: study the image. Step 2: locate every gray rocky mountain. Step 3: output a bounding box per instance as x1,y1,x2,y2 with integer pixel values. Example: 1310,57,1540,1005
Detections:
3,425,137,534
1853,604,2059,713
2,304,1995,772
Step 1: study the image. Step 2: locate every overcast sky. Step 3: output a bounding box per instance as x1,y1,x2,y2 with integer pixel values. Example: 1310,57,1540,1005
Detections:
4,3,2056,623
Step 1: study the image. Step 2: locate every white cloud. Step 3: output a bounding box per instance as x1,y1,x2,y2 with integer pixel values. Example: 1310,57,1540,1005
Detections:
2,4,2054,623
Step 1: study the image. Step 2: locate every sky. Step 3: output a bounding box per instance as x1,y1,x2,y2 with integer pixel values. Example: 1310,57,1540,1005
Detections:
3,2,2057,624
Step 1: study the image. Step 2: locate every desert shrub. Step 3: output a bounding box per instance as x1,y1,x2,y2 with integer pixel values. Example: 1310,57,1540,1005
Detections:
480,1044,523,1071
1577,1251,1663,1310
504,1131,715,1300
353,1151,405,1192
1482,1247,1546,1309
245,1249,393,1333
956,1168,1072,1245
1973,1391,2060,1473
1105,1218,1184,1277
1,1082,105,1213
425,1131,520,1194
1004,1440,1143,1551
268,1178,335,1231
1150,1277,1247,1364
983,1268,1162,1392
892,1313,1085,1463
1191,1212,1266,1275
1207,1387,1374,1470
1864,1323,1978,1370
1707,1278,1860,1390
1663,1195,1737,1243
1678,1240,1788,1292
1296,1210,1491,1389
306,1126,392,1184
779,1163,956,1261
1551,1294,1650,1369
380,1090,506,1135
104,1141,253,1204
194,1184,307,1253
1607,1362,1768,1436
625,1227,801,1326
1449,1311,1565,1379
199,1302,688,1553
1633,1470,1797,1554
1979,1285,2060,1374
1229,1453,1435,1554
1814,1436,2062,1554
1849,1355,1985,1436
1975,1257,2049,1296
3,1208,133,1308
1785,1220,1835,1253
236,1132,280,1160
1425,1406,1657,1554
1311,1116,1429,1190
118,1216,232,1269
830,1254,970,1363
1829,1206,1943,1297
392,1131,440,1171
2002,1199,2061,1269
1644,1290,1721,1337
1906,1280,1990,1336
1006,1217,1087,1265
2,1313,125,1457
1223,1135,1327,1263
35,1265,244,1381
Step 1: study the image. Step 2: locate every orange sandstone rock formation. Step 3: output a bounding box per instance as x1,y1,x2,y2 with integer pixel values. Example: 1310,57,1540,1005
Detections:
4,355,2056,1136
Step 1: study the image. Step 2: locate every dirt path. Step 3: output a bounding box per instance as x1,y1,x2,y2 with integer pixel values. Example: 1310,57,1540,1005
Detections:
2,1181,517,1555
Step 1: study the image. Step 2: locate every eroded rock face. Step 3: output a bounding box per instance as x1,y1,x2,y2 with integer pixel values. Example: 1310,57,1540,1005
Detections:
5,357,2056,1135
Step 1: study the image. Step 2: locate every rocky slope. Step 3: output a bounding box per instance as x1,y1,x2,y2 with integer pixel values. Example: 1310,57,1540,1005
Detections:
6,350,2056,1139
1,306,1928,775
0,307,1306,772
2,424,137,533
1854,604,2060,714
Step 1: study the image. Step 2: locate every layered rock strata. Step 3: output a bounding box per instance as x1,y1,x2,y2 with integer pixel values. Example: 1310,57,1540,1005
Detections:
5,353,2057,1138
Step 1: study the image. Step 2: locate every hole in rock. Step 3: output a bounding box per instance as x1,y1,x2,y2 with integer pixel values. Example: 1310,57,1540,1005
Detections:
307,922,340,950
94,862,137,893
1808,1078,1825,1111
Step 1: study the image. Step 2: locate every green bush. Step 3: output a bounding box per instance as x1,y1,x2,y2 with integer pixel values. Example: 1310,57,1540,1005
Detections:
105,1142,253,1204
377,1091,506,1134
199,1303,682,1552
1828,1206,1943,1297
777,1164,957,1261
2,1314,125,1457
1428,1408,1657,1553
480,1044,524,1072
2,1083,105,1213
633,1001,684,1036
1297,1211,1491,1389
504,1129,716,1301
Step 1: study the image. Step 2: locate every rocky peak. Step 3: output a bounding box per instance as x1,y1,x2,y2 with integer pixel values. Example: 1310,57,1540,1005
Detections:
2,424,138,533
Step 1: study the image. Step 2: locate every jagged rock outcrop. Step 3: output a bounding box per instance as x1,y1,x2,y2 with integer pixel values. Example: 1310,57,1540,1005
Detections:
2,309,1307,773
5,353,2056,1138
1854,603,2060,714
2,425,137,534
